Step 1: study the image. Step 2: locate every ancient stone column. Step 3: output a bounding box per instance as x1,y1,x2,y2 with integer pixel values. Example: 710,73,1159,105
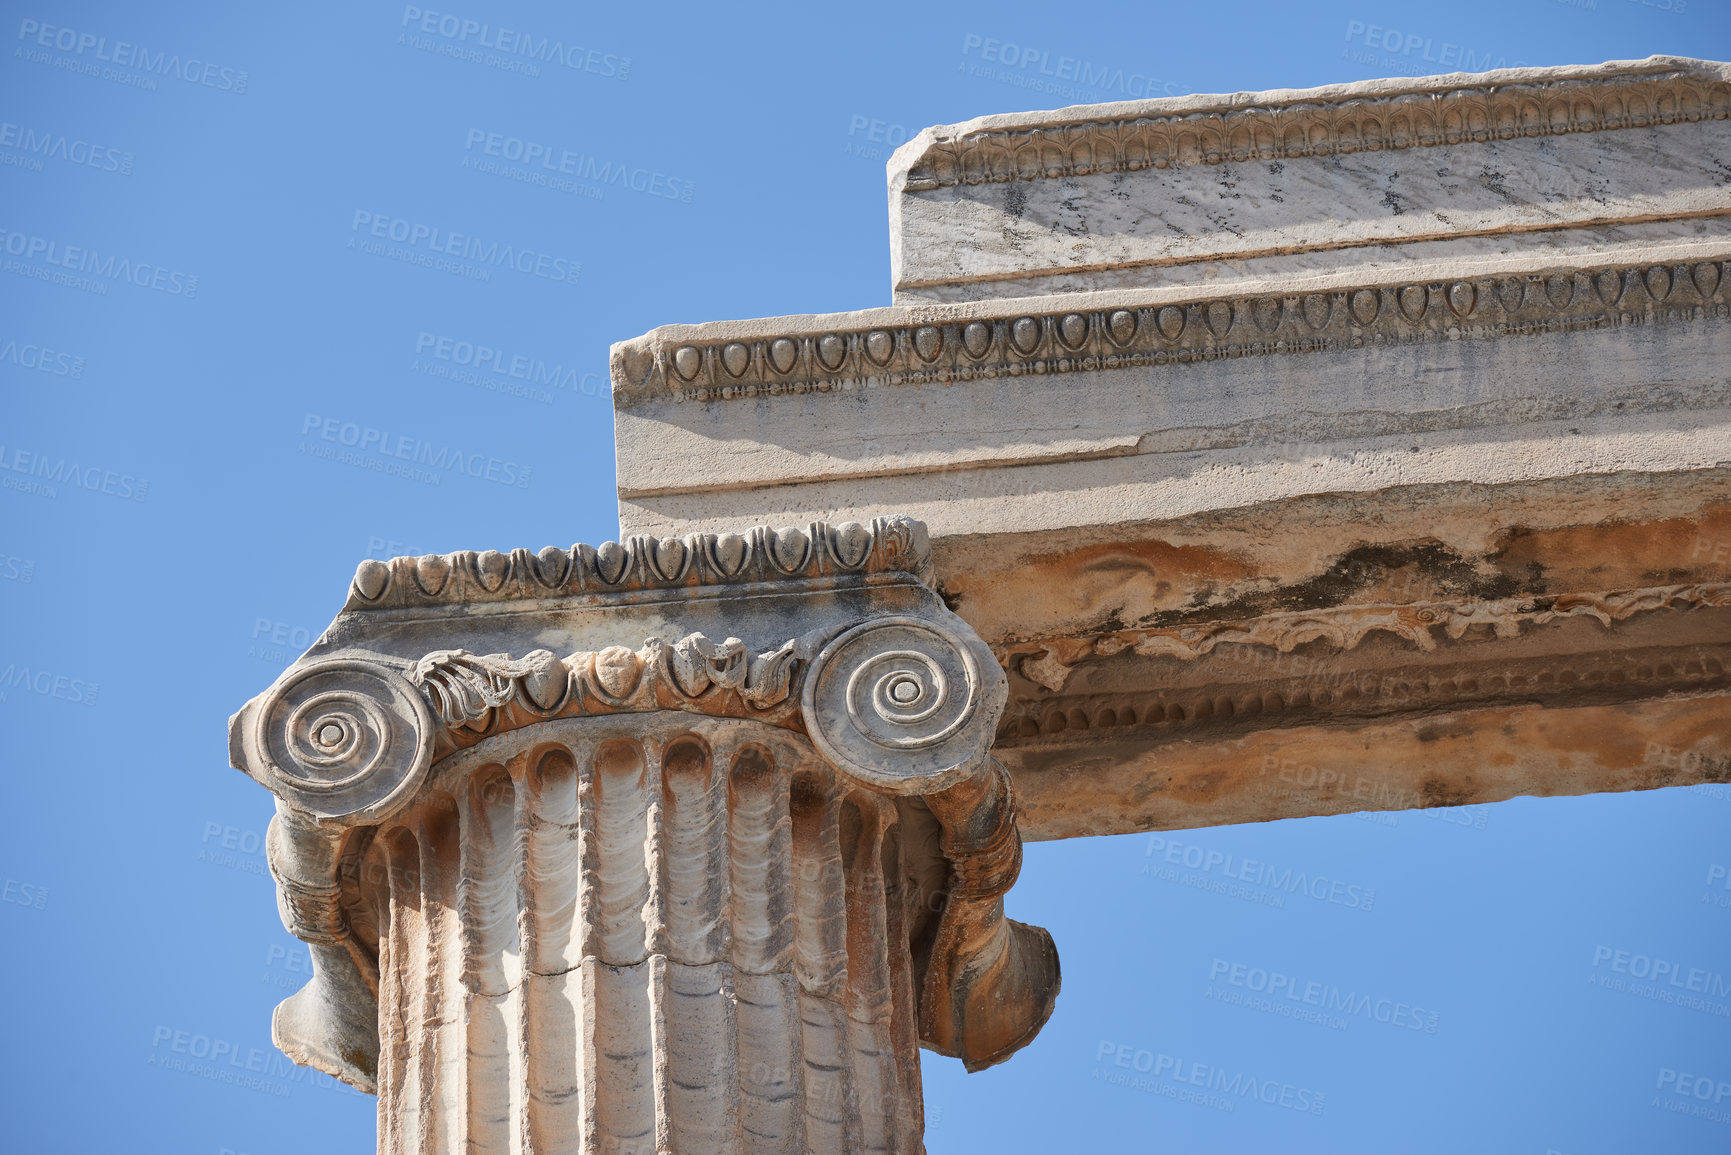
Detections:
229,518,1060,1154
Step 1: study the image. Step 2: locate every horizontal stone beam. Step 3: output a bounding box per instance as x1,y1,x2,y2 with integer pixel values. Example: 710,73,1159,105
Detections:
1006,683,1731,842
611,57,1731,849
611,248,1731,538
886,56,1731,303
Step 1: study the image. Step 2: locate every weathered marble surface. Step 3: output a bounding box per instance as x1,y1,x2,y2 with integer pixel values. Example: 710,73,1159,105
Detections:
615,245,1731,534
229,519,1060,1153
610,58,1731,848
366,719,928,1154
887,57,1731,303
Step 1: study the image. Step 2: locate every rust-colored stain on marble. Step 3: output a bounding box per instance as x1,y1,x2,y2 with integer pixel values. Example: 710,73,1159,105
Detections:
1489,507,1731,591
1004,697,1731,841
944,538,1261,641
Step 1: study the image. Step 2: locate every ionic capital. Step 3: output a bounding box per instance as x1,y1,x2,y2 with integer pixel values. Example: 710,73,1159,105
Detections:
227,516,1058,1149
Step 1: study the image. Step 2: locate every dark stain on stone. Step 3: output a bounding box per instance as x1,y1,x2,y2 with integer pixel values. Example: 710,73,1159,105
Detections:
1416,715,1510,748
1486,525,1556,590
1486,515,1731,590
1479,168,1515,203
341,1044,377,1078
1419,776,1474,808
1141,540,1522,628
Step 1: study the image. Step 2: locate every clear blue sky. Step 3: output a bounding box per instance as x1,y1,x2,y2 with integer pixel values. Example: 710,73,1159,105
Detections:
3,1,1729,1152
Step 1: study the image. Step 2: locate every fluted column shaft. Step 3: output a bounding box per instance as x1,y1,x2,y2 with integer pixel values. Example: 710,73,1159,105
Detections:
360,716,924,1155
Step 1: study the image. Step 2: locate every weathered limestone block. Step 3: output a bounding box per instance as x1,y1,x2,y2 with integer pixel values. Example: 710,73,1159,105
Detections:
229,520,1059,1152
887,57,1731,303
611,57,1731,841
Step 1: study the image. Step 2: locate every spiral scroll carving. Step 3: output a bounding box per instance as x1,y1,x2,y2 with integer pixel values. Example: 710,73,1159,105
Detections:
252,659,435,822
801,616,1000,795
